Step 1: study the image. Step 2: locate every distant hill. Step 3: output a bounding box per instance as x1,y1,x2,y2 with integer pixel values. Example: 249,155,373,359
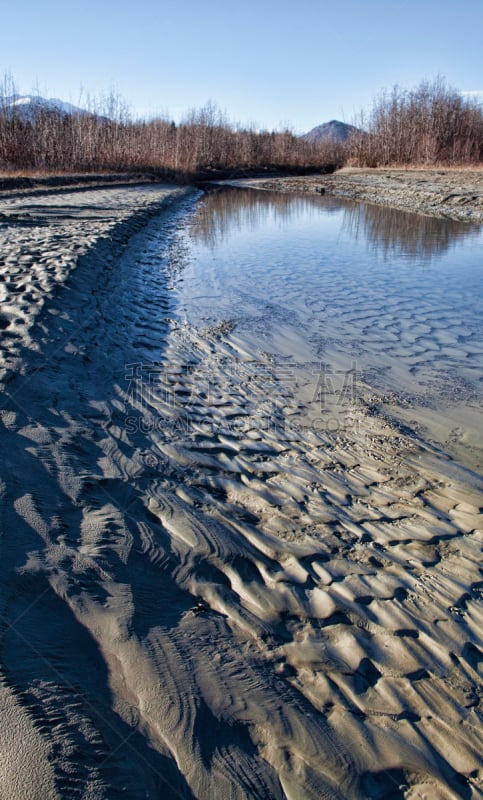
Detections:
302,119,359,143
1,95,91,120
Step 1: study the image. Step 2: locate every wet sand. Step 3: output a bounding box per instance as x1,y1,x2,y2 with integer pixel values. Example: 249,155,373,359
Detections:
0,183,482,799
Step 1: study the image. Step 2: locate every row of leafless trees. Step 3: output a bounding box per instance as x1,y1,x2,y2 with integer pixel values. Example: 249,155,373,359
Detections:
1,75,482,175
347,78,483,166
0,78,338,177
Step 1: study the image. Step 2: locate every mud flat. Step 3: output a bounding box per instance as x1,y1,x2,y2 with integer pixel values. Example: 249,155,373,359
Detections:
225,167,483,223
0,183,481,799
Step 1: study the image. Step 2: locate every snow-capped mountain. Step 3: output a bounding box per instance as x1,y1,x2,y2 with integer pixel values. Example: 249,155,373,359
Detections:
2,95,90,119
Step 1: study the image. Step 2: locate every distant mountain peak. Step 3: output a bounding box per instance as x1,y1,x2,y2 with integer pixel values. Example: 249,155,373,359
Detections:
302,119,359,143
2,95,90,119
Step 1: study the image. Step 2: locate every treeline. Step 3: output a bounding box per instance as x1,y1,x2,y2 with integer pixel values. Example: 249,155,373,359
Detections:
0,79,337,178
347,78,483,167
1,75,481,176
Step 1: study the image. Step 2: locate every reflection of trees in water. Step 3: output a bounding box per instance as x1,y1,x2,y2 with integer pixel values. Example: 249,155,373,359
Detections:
189,187,341,247
190,186,480,260
342,202,479,260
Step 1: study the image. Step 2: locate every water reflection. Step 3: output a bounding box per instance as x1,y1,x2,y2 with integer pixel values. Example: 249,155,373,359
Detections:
342,202,480,261
191,186,480,261
189,187,340,247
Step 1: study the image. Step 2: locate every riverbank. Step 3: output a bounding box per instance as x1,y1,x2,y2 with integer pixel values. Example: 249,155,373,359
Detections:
3,167,483,224
0,164,335,197
223,166,483,223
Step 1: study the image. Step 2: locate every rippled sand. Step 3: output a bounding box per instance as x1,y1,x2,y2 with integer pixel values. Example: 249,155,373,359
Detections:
0,185,481,799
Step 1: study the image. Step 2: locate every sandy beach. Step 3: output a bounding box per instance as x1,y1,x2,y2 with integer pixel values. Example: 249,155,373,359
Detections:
0,178,482,799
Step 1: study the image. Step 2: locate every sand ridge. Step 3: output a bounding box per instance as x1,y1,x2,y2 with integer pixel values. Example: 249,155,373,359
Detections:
0,183,481,798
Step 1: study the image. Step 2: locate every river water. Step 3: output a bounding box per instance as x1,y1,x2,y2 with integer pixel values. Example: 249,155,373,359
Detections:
164,187,483,473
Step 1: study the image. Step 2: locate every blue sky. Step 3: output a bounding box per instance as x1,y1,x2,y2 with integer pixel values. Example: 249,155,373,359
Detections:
2,0,482,132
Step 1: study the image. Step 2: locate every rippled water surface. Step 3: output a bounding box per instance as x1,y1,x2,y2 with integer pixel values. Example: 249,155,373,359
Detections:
171,187,483,470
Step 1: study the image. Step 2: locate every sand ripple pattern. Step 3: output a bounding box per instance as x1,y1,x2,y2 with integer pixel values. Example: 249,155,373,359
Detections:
0,187,482,799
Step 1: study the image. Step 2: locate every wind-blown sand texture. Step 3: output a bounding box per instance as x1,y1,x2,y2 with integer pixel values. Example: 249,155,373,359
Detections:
0,182,482,799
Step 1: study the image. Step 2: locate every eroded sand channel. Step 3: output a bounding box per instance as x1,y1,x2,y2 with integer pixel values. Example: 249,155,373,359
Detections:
0,184,482,799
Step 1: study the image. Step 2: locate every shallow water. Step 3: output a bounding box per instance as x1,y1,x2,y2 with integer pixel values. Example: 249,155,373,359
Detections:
170,187,483,471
